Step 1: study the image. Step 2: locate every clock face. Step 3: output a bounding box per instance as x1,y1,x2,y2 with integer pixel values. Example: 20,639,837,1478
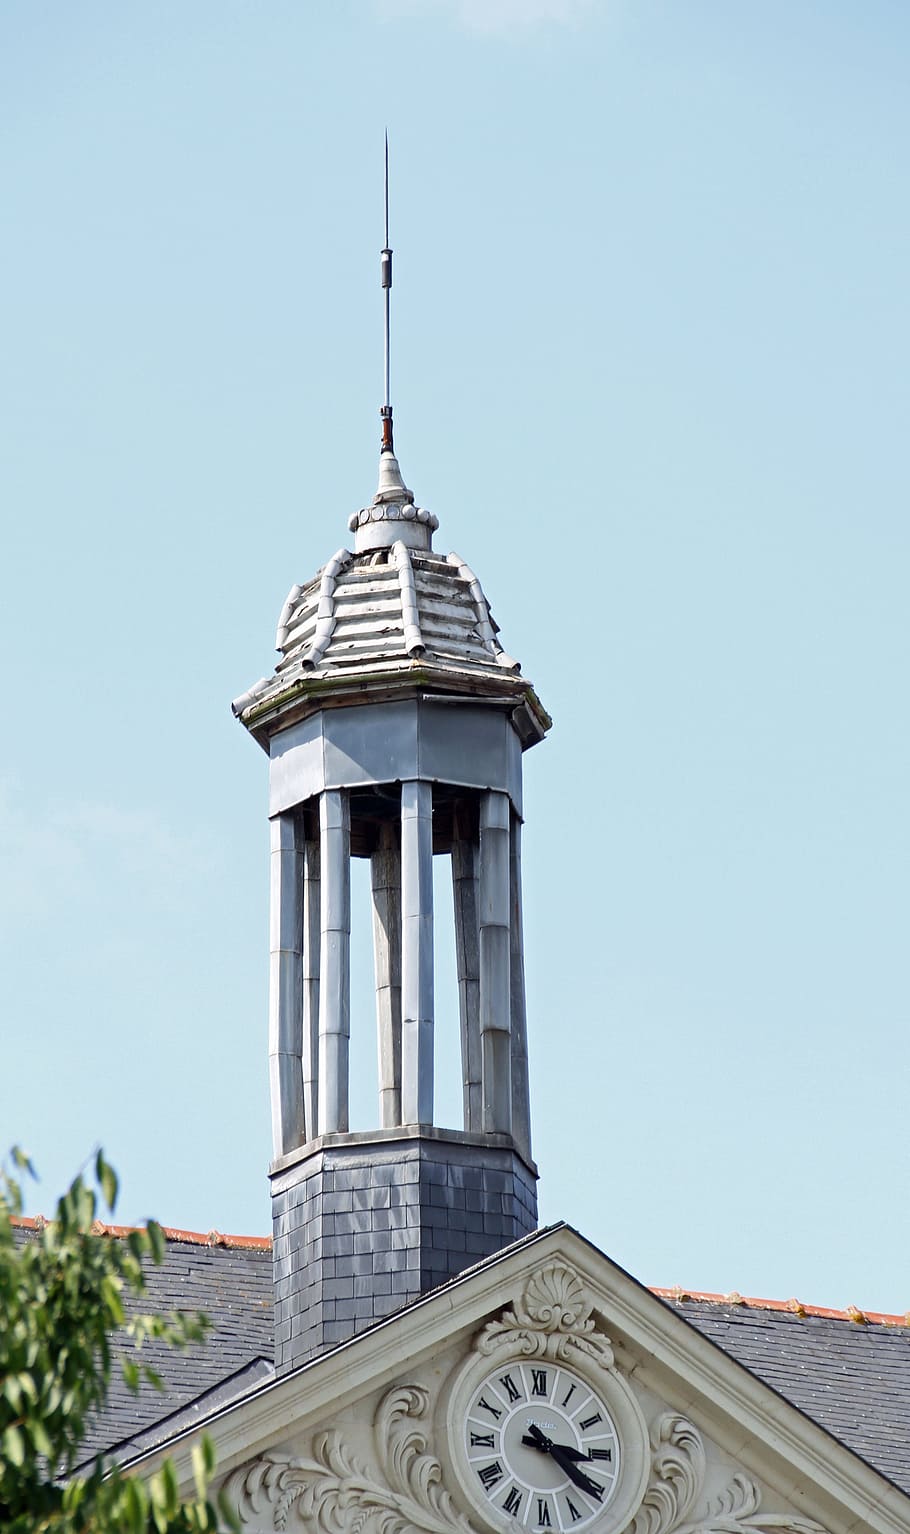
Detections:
463,1360,620,1531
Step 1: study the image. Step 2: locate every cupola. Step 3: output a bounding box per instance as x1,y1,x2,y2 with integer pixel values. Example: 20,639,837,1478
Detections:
233,171,551,1371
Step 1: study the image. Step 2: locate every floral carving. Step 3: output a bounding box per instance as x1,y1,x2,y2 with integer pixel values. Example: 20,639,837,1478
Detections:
629,1413,830,1534
477,1262,615,1367
224,1383,482,1534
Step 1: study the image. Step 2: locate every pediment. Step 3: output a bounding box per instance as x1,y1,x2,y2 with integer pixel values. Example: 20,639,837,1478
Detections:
129,1227,908,1534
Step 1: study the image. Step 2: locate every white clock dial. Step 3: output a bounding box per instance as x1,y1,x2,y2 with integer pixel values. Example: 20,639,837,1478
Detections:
463,1360,619,1531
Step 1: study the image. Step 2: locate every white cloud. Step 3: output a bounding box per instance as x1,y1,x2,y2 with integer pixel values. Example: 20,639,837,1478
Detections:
375,0,597,37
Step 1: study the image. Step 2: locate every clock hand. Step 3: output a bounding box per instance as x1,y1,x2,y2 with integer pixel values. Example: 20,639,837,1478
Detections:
521,1430,603,1500
549,1445,603,1500
522,1424,553,1451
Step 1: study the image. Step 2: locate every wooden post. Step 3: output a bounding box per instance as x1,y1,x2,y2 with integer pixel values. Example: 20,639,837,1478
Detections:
401,779,434,1125
452,800,482,1132
479,790,511,1135
509,812,532,1160
301,830,320,1142
371,820,402,1128
317,788,350,1135
268,812,304,1158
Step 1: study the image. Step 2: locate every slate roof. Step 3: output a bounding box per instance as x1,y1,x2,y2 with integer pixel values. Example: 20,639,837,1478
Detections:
12,1226,273,1468
18,1224,910,1499
664,1292,910,1500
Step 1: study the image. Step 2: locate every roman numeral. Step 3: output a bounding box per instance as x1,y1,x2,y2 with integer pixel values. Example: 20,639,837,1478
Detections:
470,1432,495,1448
477,1395,502,1420
566,1499,582,1523
504,1486,523,1516
499,1372,521,1403
478,1461,504,1490
579,1412,602,1431
531,1369,548,1398
589,1448,612,1462
537,1498,552,1527
560,1382,577,1409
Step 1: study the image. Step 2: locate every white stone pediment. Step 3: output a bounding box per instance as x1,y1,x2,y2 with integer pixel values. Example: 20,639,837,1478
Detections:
125,1228,908,1534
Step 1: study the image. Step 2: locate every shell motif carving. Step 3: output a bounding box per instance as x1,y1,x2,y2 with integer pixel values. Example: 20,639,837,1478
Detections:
629,1413,831,1534
223,1383,483,1534
478,1261,615,1367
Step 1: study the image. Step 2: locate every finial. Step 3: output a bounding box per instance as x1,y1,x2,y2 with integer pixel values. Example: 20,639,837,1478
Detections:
380,130,393,454
347,137,439,553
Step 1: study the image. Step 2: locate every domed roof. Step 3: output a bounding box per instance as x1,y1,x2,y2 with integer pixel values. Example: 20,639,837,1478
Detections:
232,452,550,751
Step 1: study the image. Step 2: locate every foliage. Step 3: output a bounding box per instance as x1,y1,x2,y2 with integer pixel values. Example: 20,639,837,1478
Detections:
0,1148,237,1533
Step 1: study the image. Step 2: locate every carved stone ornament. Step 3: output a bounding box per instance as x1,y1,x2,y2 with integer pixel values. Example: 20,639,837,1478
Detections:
629,1413,831,1534
477,1261,615,1368
224,1383,486,1534
438,1262,652,1534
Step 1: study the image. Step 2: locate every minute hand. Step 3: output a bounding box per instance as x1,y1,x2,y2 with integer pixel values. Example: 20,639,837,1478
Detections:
521,1428,602,1500
549,1444,602,1500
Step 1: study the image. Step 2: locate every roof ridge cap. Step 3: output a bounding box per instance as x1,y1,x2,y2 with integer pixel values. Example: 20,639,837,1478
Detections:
10,1220,904,1321
10,1216,271,1251
651,1284,910,1327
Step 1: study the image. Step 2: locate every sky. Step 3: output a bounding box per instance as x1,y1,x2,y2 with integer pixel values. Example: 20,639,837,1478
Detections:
1,1,908,1314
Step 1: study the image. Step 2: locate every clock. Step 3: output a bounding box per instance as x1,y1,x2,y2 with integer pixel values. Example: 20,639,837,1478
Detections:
460,1358,619,1531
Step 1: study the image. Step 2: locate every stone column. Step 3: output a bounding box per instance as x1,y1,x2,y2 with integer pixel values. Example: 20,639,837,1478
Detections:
452,801,482,1133
509,812,532,1160
301,830,321,1142
479,790,511,1135
317,788,350,1136
268,812,304,1159
400,779,434,1125
371,821,402,1128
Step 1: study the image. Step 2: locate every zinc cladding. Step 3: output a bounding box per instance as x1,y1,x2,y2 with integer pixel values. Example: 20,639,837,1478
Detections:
55,1233,910,1498
263,547,522,700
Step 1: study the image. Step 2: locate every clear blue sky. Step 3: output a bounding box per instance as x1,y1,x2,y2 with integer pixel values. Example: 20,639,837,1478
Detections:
2,1,908,1313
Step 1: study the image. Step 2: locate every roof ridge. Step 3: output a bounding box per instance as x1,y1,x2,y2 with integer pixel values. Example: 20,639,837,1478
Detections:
10,1216,270,1251
11,1218,906,1324
651,1284,910,1328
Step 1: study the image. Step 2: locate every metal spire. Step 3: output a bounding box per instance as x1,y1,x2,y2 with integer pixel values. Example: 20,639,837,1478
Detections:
380,130,393,453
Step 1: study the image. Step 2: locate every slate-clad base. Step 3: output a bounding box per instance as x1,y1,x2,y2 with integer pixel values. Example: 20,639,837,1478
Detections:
271,1131,538,1371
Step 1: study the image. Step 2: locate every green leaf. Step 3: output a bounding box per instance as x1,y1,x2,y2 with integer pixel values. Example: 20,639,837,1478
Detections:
217,1485,243,1533
95,1150,119,1212
147,1219,166,1264
27,1416,53,1458
100,1271,126,1325
11,1146,36,1179
191,1435,216,1500
3,1423,25,1466
121,1357,141,1392
0,1150,219,1531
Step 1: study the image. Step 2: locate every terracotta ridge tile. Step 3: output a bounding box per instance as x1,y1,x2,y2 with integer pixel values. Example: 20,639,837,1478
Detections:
10,1215,271,1251
650,1285,909,1328
10,1216,906,1322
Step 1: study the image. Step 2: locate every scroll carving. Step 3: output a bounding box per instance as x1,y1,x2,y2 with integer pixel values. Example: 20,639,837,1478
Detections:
629,1413,831,1534
224,1382,483,1534
478,1262,615,1367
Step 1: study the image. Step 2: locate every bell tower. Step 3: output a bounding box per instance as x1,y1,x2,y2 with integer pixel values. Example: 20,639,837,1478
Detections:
233,178,550,1371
